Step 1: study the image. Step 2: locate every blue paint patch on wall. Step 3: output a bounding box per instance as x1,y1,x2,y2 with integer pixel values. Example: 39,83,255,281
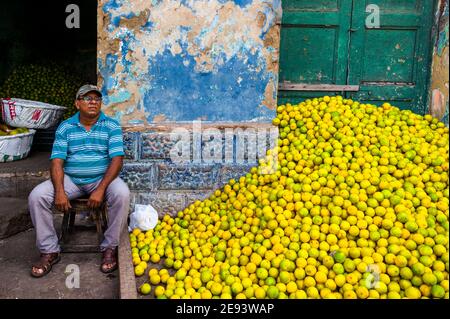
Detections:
229,0,253,8
116,30,135,75
98,53,119,105
102,0,120,29
143,49,274,122
102,0,120,13
141,21,153,30
219,0,281,10
112,16,120,27
109,90,132,104
180,0,253,9
111,12,138,27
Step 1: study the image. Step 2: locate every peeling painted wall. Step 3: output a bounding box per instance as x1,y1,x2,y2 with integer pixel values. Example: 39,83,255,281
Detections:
430,0,449,126
97,0,282,126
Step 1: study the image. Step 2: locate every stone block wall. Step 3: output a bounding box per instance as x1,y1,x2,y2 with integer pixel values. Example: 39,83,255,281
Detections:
120,124,277,216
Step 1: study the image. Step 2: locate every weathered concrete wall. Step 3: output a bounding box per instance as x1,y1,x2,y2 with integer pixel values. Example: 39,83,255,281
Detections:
97,0,282,215
430,0,449,126
97,0,281,125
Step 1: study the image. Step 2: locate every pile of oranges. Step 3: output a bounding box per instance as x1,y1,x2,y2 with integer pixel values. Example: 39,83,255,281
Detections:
130,96,449,299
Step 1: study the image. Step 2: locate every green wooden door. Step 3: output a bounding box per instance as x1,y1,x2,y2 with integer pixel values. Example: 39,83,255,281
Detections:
278,0,353,105
278,0,436,114
348,0,435,113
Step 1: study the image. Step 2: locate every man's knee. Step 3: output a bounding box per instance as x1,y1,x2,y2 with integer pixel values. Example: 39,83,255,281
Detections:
108,178,130,203
116,188,130,203
28,183,51,206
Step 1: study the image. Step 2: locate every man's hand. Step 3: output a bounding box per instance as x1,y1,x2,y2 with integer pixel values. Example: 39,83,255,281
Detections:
55,191,71,212
88,156,123,209
88,188,105,209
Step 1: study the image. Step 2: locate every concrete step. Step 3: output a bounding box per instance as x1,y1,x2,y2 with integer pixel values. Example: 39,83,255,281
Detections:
0,151,50,198
0,197,33,239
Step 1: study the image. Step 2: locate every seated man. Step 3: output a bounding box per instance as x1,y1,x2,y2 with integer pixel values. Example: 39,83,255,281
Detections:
29,84,130,277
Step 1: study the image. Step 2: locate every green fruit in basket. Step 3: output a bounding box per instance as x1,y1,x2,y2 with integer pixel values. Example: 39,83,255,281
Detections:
16,127,29,134
8,129,19,135
0,130,7,136
2,64,85,121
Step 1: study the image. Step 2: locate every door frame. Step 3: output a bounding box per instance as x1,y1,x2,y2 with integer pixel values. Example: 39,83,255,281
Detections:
277,0,438,114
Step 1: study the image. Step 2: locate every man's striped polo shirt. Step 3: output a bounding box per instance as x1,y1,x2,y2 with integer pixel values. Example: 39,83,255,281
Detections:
50,111,125,185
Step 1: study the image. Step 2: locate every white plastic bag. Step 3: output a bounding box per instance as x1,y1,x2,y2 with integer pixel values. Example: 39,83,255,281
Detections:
128,204,159,231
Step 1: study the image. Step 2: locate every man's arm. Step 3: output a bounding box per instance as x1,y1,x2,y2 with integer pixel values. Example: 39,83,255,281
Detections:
51,158,71,212
87,156,123,208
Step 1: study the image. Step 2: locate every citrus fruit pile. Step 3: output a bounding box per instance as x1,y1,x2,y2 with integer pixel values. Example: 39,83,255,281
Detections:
130,96,449,299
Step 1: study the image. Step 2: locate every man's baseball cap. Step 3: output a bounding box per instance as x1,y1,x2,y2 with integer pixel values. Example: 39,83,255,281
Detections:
76,84,102,99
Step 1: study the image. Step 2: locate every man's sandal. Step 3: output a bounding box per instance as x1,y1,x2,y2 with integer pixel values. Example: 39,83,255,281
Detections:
100,248,118,273
30,253,61,278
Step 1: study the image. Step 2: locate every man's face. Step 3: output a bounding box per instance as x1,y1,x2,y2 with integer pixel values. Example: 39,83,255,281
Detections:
75,92,102,118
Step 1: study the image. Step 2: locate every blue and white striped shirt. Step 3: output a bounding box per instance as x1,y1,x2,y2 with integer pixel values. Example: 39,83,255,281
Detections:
50,111,125,185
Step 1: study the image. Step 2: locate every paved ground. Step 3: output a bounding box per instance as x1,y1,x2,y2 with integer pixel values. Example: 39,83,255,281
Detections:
0,214,120,299
0,151,50,199
0,150,130,299
0,150,50,174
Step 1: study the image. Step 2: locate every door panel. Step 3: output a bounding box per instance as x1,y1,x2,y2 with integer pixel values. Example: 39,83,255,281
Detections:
283,0,339,11
367,0,421,12
347,0,435,113
278,0,353,105
361,29,416,83
280,27,340,84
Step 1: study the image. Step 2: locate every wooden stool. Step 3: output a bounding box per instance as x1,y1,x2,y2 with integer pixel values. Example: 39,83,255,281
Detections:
59,197,108,253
